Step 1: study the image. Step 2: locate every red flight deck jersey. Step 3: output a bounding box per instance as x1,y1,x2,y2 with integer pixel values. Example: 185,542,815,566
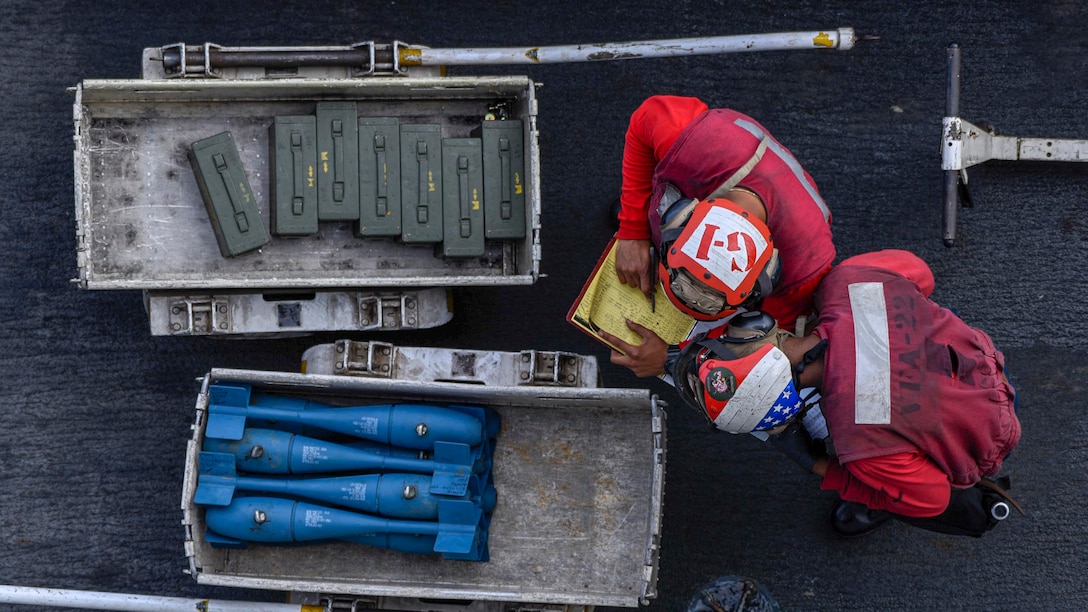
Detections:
617,95,835,328
814,253,1020,517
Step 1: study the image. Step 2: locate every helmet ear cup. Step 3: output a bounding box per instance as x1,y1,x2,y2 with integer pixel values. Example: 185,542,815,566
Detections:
672,340,711,421
672,332,759,417
649,183,691,248
726,311,777,339
753,247,781,303
672,335,738,422
660,198,699,233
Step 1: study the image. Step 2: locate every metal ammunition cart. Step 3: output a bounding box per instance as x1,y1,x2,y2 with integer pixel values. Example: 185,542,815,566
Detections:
71,42,542,336
182,343,666,610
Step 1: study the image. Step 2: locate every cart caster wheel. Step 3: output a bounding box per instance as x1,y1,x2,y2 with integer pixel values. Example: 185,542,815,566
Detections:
685,575,781,612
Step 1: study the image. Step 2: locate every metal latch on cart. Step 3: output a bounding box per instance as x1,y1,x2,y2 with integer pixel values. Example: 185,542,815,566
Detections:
358,295,419,330
517,350,584,386
333,340,396,377
168,298,231,335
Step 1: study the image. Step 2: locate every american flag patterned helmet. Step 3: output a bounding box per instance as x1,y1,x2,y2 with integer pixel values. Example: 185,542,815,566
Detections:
675,339,802,434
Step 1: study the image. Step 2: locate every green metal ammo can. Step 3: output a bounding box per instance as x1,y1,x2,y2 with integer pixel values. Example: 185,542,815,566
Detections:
316,102,360,221
399,123,443,244
475,119,526,239
269,116,318,236
188,131,269,257
441,138,485,258
356,117,401,237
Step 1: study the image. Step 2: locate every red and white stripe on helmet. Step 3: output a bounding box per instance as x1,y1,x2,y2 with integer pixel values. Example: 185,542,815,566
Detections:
697,343,802,433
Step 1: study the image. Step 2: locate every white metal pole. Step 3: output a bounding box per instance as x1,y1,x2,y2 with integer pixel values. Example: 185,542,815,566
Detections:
943,43,962,246
0,585,323,612
400,28,856,66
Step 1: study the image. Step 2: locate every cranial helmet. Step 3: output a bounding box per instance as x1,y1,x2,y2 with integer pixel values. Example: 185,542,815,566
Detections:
656,196,780,321
672,312,803,434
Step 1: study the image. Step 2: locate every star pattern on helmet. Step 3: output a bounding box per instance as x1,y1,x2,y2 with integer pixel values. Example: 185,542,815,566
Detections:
757,386,803,430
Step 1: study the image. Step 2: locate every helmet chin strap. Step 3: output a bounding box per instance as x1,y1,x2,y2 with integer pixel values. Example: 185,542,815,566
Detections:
695,335,742,361
791,338,829,408
794,338,828,377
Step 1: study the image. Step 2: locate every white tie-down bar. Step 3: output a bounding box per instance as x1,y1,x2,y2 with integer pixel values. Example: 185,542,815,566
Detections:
399,28,857,66
156,29,859,78
941,44,1088,246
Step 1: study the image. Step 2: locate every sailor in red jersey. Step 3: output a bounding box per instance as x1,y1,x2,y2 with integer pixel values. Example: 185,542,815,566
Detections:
603,95,834,379
671,250,1022,538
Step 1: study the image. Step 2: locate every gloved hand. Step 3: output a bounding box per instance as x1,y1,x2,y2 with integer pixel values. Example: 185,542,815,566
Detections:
766,420,827,473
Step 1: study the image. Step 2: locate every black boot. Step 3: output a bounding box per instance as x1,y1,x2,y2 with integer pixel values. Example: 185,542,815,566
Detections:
829,500,893,538
894,481,1021,537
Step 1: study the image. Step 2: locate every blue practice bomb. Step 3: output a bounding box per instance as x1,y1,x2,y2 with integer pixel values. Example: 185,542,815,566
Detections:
207,383,486,450
195,450,497,519
204,496,488,561
202,428,478,496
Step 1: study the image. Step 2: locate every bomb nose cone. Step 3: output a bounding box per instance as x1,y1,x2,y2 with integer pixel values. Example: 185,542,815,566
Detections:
478,486,498,512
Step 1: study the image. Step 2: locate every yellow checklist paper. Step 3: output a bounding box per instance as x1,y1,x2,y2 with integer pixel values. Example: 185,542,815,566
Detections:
567,236,696,354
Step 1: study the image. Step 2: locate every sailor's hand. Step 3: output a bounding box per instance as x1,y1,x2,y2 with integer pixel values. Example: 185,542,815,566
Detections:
601,320,669,378
615,239,654,299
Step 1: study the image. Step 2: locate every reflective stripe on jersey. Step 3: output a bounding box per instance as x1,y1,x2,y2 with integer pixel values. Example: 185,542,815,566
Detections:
848,281,892,424
734,118,831,223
